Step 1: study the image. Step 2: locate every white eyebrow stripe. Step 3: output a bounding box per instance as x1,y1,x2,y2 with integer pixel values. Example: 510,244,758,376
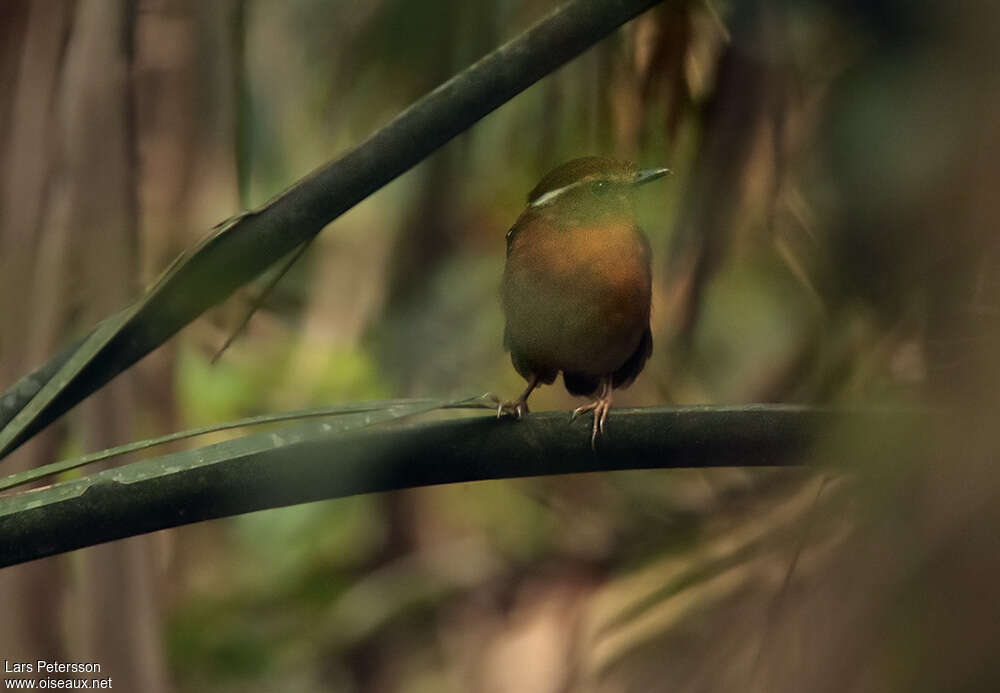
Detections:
529,180,587,207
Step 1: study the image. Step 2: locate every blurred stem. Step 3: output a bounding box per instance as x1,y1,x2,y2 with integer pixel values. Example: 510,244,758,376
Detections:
232,0,250,207
666,1,776,346
210,238,313,363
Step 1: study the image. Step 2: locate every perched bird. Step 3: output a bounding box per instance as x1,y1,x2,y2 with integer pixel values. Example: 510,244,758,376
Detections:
496,156,669,445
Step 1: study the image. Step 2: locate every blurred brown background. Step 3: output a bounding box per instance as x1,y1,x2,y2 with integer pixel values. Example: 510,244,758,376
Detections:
2,0,1000,691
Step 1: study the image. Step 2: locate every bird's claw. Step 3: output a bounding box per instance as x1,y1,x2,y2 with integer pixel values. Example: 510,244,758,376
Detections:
486,393,529,420
571,396,612,449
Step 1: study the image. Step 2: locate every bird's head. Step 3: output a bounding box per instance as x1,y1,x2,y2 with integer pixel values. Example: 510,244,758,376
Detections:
526,156,670,221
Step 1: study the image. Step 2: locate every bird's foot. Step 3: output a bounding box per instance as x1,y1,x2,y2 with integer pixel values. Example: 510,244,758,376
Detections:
571,392,612,449
486,393,530,420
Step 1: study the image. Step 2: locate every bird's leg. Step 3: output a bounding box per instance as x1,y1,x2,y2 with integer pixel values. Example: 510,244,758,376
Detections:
489,375,539,420
571,376,613,448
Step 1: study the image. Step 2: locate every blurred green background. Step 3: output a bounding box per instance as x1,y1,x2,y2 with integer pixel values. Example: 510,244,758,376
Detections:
2,0,1000,691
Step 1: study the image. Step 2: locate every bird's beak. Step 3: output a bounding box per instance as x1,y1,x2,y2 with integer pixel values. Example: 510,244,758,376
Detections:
634,167,672,186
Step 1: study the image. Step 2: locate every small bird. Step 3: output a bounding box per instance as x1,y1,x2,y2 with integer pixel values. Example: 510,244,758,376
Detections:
496,156,669,445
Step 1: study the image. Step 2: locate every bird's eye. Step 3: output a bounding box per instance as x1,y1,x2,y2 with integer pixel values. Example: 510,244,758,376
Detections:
593,180,609,194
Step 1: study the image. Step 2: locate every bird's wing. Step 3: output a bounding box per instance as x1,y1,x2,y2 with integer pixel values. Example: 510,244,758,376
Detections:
611,326,653,390
563,327,653,397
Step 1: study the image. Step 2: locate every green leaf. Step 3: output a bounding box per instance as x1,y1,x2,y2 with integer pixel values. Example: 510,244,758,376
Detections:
0,397,491,493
